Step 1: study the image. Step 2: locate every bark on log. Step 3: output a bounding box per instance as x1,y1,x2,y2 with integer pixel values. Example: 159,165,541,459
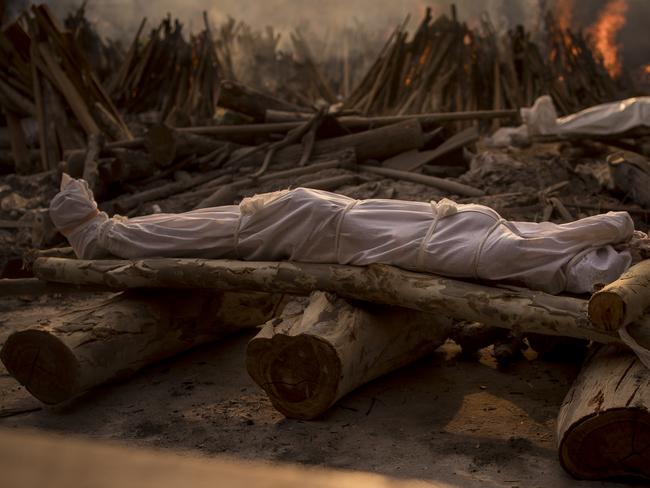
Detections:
557,344,650,481
32,258,628,344
247,291,453,419
217,80,309,121
589,260,650,332
0,289,281,404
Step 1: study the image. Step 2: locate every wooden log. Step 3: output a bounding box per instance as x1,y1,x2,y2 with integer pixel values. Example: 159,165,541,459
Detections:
608,152,650,208
144,124,227,167
0,278,108,297
63,148,155,183
247,291,453,419
217,80,309,121
359,165,484,197
193,153,355,209
241,120,424,167
382,126,478,171
103,171,232,213
0,289,281,404
557,344,650,481
32,258,627,344
589,260,650,332
101,109,518,148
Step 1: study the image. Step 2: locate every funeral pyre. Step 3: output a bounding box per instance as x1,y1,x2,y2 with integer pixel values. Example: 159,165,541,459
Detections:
1,2,650,484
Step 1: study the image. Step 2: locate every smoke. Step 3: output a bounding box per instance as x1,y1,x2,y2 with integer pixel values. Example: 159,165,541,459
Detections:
38,0,546,41
8,0,649,71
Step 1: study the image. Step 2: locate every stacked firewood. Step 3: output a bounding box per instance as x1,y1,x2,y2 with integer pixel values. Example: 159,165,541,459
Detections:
0,4,131,174
345,8,624,116
107,15,221,124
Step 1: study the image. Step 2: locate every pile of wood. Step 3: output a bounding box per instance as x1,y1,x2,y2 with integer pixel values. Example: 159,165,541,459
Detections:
345,8,624,116
0,4,131,174
2,254,649,481
107,15,221,124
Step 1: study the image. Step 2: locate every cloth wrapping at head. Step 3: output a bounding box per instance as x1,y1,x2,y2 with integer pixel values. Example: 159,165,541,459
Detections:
49,174,109,259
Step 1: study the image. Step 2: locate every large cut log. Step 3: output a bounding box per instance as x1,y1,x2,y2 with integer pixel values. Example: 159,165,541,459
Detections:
0,289,280,404
33,258,628,344
557,344,650,481
589,260,650,332
247,292,453,419
217,80,309,121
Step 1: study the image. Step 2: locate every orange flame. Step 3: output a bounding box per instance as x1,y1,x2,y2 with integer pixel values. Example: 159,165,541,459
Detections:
588,0,629,79
645,64,650,75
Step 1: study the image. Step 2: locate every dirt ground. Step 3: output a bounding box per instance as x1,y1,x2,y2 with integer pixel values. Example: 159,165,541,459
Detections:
0,290,643,488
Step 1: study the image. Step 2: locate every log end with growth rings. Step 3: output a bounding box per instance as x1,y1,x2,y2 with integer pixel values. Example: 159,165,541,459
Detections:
247,333,341,420
559,408,650,481
1,330,80,404
588,291,626,332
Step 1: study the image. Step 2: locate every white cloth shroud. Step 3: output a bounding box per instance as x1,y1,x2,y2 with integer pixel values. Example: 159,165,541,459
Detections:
490,95,650,146
50,175,635,295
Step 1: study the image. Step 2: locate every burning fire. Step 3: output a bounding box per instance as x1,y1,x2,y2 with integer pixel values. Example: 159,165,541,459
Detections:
588,0,629,78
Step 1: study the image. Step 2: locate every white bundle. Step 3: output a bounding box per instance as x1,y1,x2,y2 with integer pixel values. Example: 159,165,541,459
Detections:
50,175,635,294
490,95,650,146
